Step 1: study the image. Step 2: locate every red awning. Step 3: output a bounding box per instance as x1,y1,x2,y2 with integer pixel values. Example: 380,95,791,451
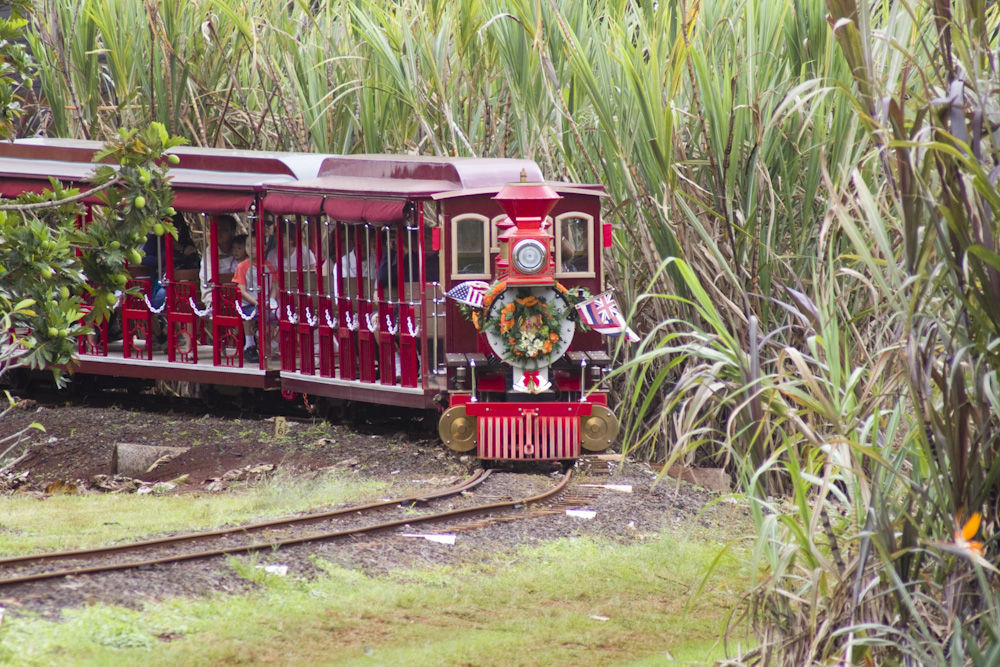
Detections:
171,190,256,214
323,198,406,224
0,178,60,198
262,193,323,216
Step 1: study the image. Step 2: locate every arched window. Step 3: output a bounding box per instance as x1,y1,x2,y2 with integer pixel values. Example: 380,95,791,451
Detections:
451,214,490,279
555,213,594,277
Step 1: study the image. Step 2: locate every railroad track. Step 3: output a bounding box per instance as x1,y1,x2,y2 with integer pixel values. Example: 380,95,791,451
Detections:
0,467,586,587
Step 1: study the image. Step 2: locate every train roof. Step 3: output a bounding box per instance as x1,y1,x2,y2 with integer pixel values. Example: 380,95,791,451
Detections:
0,142,604,220
0,138,325,212
260,155,546,223
0,138,329,179
264,155,543,197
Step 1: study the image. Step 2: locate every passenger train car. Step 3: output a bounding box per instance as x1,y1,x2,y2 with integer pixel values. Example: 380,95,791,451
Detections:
0,139,621,461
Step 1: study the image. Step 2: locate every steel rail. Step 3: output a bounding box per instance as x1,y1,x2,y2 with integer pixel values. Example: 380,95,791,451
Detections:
0,469,491,568
0,469,573,586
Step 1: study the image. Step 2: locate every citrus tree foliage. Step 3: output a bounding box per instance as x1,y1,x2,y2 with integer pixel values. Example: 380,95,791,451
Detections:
0,124,186,384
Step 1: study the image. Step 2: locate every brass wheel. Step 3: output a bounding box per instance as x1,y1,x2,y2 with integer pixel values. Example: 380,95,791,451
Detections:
439,405,477,452
581,404,619,452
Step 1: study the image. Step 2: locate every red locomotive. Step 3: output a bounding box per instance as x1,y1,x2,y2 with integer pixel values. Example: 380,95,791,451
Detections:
0,139,621,460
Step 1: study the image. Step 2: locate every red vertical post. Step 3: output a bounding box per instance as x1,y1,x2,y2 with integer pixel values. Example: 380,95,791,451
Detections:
336,223,358,380
357,227,380,383
164,224,176,361
278,217,297,371
318,220,336,377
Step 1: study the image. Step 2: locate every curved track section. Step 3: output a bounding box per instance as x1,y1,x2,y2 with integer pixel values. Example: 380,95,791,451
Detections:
0,469,574,586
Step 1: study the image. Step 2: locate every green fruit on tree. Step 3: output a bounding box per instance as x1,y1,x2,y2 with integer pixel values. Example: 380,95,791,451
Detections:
165,206,176,216
60,329,70,338
59,286,70,300
110,240,120,250
153,223,165,236
128,249,143,264
167,154,180,165
134,196,146,209
47,327,59,338
114,274,127,287
41,266,54,279
105,293,118,307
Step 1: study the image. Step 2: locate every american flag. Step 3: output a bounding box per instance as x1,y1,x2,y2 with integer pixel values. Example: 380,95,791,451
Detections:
575,291,639,342
446,281,490,308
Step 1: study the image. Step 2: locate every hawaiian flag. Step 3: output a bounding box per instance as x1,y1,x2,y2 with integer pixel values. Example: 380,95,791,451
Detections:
446,280,489,308
575,291,639,342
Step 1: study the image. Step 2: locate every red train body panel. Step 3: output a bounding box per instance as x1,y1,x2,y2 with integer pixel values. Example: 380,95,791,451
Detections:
0,140,619,459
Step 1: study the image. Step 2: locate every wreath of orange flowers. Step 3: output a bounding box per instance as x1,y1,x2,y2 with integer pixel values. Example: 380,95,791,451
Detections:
481,287,563,361
458,281,591,364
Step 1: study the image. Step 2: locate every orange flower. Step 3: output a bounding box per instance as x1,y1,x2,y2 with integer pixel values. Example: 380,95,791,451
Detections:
549,332,559,342
955,510,985,557
508,337,516,345
514,349,523,356
516,296,538,307
543,340,552,354
472,311,480,330
483,281,506,308
503,303,516,314
556,283,569,294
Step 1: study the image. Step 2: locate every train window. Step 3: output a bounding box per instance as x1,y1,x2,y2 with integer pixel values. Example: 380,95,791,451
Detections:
451,214,490,279
555,213,594,277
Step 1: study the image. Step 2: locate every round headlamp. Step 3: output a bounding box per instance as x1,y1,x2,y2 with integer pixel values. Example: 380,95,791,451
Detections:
512,239,547,275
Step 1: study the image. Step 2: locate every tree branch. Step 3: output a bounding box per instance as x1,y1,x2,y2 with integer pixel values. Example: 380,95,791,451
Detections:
0,176,121,211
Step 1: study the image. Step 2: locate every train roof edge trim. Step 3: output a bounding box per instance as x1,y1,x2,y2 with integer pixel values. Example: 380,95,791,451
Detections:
430,183,609,201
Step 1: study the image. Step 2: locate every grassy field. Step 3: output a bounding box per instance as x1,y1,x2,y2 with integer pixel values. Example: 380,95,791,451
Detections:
0,475,747,666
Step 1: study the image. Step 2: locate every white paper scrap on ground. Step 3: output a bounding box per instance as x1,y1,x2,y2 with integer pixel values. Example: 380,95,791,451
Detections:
590,615,610,622
565,509,597,519
259,564,288,577
402,533,457,545
579,484,633,493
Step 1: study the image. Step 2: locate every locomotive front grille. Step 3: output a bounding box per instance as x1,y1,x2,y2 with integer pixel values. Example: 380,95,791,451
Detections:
478,412,580,460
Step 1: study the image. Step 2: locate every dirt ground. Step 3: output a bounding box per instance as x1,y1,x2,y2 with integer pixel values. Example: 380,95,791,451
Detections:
0,390,745,618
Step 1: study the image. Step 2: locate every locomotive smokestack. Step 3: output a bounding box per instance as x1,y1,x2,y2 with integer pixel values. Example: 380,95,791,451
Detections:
493,180,561,231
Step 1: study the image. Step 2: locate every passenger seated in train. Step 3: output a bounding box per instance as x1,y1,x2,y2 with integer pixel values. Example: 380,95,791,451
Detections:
266,219,316,272
198,214,240,310
322,234,376,297
376,228,440,297
232,233,248,264
560,235,579,272
234,229,276,364
140,213,200,345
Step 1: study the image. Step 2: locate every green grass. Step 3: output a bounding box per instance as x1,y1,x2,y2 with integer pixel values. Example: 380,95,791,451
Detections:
0,470,390,556
0,533,745,666
0,468,747,664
